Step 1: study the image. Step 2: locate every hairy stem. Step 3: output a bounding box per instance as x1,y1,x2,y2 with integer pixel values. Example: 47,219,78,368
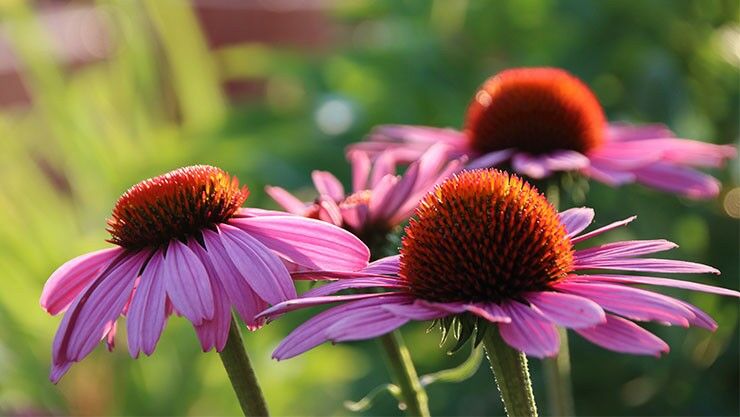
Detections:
482,328,538,417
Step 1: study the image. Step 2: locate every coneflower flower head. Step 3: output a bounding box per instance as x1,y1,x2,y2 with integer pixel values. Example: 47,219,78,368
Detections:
351,67,736,198
41,165,369,383
260,169,739,360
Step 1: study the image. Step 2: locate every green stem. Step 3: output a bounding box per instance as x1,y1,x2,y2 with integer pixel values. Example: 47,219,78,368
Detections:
544,182,575,417
218,316,270,417
378,330,431,417
482,328,538,417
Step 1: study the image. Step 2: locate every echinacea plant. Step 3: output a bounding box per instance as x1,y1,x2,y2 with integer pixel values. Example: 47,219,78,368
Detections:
40,165,369,416
260,169,739,417
351,67,736,199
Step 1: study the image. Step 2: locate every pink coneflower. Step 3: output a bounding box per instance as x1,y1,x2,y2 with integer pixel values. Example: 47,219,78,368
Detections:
266,145,463,244
41,165,369,383
261,169,738,360
350,67,736,199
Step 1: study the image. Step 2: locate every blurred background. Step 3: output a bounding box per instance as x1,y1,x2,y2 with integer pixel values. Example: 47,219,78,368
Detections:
0,0,738,415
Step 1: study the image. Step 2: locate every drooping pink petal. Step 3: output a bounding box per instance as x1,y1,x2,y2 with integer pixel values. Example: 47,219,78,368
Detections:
558,207,594,238
606,123,675,142
541,150,590,171
673,300,717,331
272,294,409,359
311,170,345,202
570,216,636,244
575,240,678,262
575,314,669,357
371,160,419,222
41,247,122,315
512,153,550,179
632,163,722,199
348,150,371,192
367,174,398,218
218,224,296,304
325,309,410,341
581,161,637,186
525,291,605,329
264,186,308,214
51,250,148,383
659,140,736,168
301,277,406,297
127,250,167,358
370,152,398,188
498,301,560,358
162,240,214,326
230,215,370,271
571,274,740,297
573,257,719,274
193,271,232,351
316,197,343,226
465,303,511,323
199,230,268,328
363,255,401,275
381,301,451,320
555,282,695,327
104,321,117,351
258,292,397,319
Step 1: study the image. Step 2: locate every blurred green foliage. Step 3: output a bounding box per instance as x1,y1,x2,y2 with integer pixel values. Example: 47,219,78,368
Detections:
0,0,737,415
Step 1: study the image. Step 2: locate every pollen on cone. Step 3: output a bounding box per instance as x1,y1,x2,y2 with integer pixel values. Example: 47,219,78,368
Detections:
464,67,606,155
400,169,574,303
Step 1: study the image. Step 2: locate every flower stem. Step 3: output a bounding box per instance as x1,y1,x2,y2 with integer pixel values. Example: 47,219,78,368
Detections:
378,330,431,417
482,328,538,417
218,315,270,417
544,182,576,416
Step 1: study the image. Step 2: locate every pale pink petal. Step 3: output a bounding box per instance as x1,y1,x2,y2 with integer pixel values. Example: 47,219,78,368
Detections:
575,314,669,357
632,163,721,199
607,123,675,142
272,294,409,359
363,255,401,275
317,198,343,226
570,216,636,244
465,149,515,169
371,160,419,222
659,140,735,168
231,215,369,271
381,301,451,320
541,150,590,171
367,174,398,217
348,150,371,192
498,301,559,358
326,310,409,341
674,300,717,331
264,186,308,215
370,152,398,188
51,250,148,383
465,303,511,323
200,230,268,328
571,274,740,297
558,207,594,238
258,292,396,318
127,250,167,358
573,257,719,274
162,240,214,326
41,247,122,315
526,291,605,329
555,282,695,327
340,204,369,231
575,240,678,262
218,224,296,304
236,207,293,218
311,170,345,202
581,161,637,186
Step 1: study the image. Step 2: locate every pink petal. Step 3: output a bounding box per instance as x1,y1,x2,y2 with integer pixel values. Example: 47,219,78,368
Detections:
526,291,605,329
607,123,675,142
363,255,401,275
348,150,371,192
465,303,511,323
272,294,409,359
264,186,308,215
51,251,147,383
571,274,740,297
340,204,369,231
371,160,420,222
381,301,451,320
582,161,637,186
199,230,268,328
194,272,232,351
302,277,406,297
632,163,721,199
311,170,345,202
573,257,719,274
258,292,397,318
370,152,398,188
317,197,343,226
575,240,678,262
674,300,717,331
231,215,370,271
127,250,167,358
570,216,636,244
558,207,594,238
162,240,214,326
498,301,560,358
512,153,550,179
218,224,296,304
325,310,409,341
575,314,669,357
367,174,398,217
465,149,515,169
41,247,122,315
542,150,590,171
555,282,695,327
